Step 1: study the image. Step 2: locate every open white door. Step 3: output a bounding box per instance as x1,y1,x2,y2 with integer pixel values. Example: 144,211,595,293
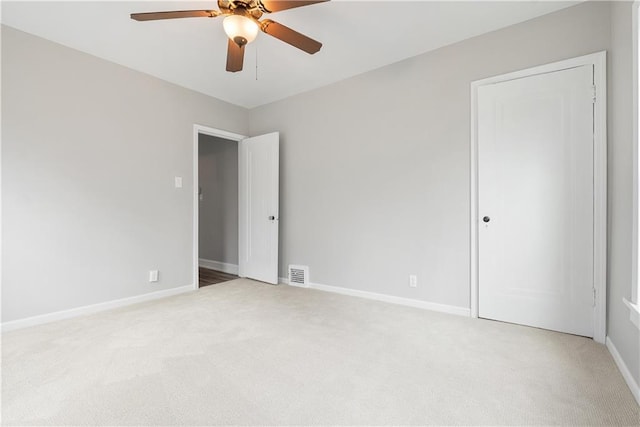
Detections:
238,132,279,284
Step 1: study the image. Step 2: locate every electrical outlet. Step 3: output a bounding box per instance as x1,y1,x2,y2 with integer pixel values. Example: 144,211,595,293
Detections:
409,275,417,288
149,270,159,282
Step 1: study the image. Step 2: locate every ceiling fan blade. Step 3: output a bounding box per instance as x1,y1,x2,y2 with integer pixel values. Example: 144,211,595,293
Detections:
261,20,322,54
226,39,245,72
259,0,328,13
130,10,220,21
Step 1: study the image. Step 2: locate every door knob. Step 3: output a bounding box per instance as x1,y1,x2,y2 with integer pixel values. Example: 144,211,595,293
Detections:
483,216,490,223
268,216,276,221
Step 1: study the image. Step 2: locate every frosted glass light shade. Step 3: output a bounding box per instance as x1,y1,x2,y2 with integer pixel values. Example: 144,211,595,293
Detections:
223,15,259,45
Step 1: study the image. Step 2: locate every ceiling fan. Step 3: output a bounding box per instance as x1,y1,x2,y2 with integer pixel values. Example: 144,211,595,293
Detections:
131,0,328,72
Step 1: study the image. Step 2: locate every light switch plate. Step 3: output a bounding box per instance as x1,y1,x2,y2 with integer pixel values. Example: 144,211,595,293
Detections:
409,275,418,288
149,270,159,282
174,176,183,188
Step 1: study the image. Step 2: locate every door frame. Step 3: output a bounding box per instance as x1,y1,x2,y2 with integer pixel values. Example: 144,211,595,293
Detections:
192,124,247,290
469,51,607,343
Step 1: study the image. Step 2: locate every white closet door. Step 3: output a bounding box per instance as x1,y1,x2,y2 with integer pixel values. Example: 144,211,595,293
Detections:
478,65,594,337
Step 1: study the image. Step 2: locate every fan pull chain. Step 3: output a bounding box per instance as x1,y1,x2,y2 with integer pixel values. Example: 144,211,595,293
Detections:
255,47,259,81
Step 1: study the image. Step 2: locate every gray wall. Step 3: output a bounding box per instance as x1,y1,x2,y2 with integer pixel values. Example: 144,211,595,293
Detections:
249,1,638,383
198,135,239,265
608,0,640,386
1,25,249,322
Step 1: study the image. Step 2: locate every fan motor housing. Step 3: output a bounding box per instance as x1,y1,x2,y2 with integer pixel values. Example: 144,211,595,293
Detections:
219,0,264,20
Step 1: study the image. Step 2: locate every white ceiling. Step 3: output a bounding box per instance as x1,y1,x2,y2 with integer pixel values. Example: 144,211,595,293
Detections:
2,1,581,108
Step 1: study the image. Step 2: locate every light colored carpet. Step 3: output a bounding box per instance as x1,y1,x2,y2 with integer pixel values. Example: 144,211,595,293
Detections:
2,279,638,426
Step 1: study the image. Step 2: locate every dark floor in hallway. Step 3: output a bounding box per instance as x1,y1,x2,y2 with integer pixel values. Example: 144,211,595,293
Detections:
199,267,238,287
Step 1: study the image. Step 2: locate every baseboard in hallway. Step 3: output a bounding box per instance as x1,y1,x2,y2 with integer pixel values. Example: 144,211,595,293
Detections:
198,258,238,275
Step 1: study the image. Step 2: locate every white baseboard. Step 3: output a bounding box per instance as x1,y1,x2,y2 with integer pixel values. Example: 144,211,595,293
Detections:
199,258,239,275
1,285,194,333
606,336,640,406
279,277,470,317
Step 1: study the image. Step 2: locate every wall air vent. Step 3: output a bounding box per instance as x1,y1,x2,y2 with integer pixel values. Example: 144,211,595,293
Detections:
288,265,309,287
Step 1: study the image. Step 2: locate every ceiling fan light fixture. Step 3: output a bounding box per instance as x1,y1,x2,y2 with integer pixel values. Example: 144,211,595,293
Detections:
131,0,328,72
223,14,259,46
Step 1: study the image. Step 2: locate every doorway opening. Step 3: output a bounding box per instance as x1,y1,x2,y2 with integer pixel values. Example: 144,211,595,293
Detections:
193,125,246,289
198,133,239,287
192,125,280,289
